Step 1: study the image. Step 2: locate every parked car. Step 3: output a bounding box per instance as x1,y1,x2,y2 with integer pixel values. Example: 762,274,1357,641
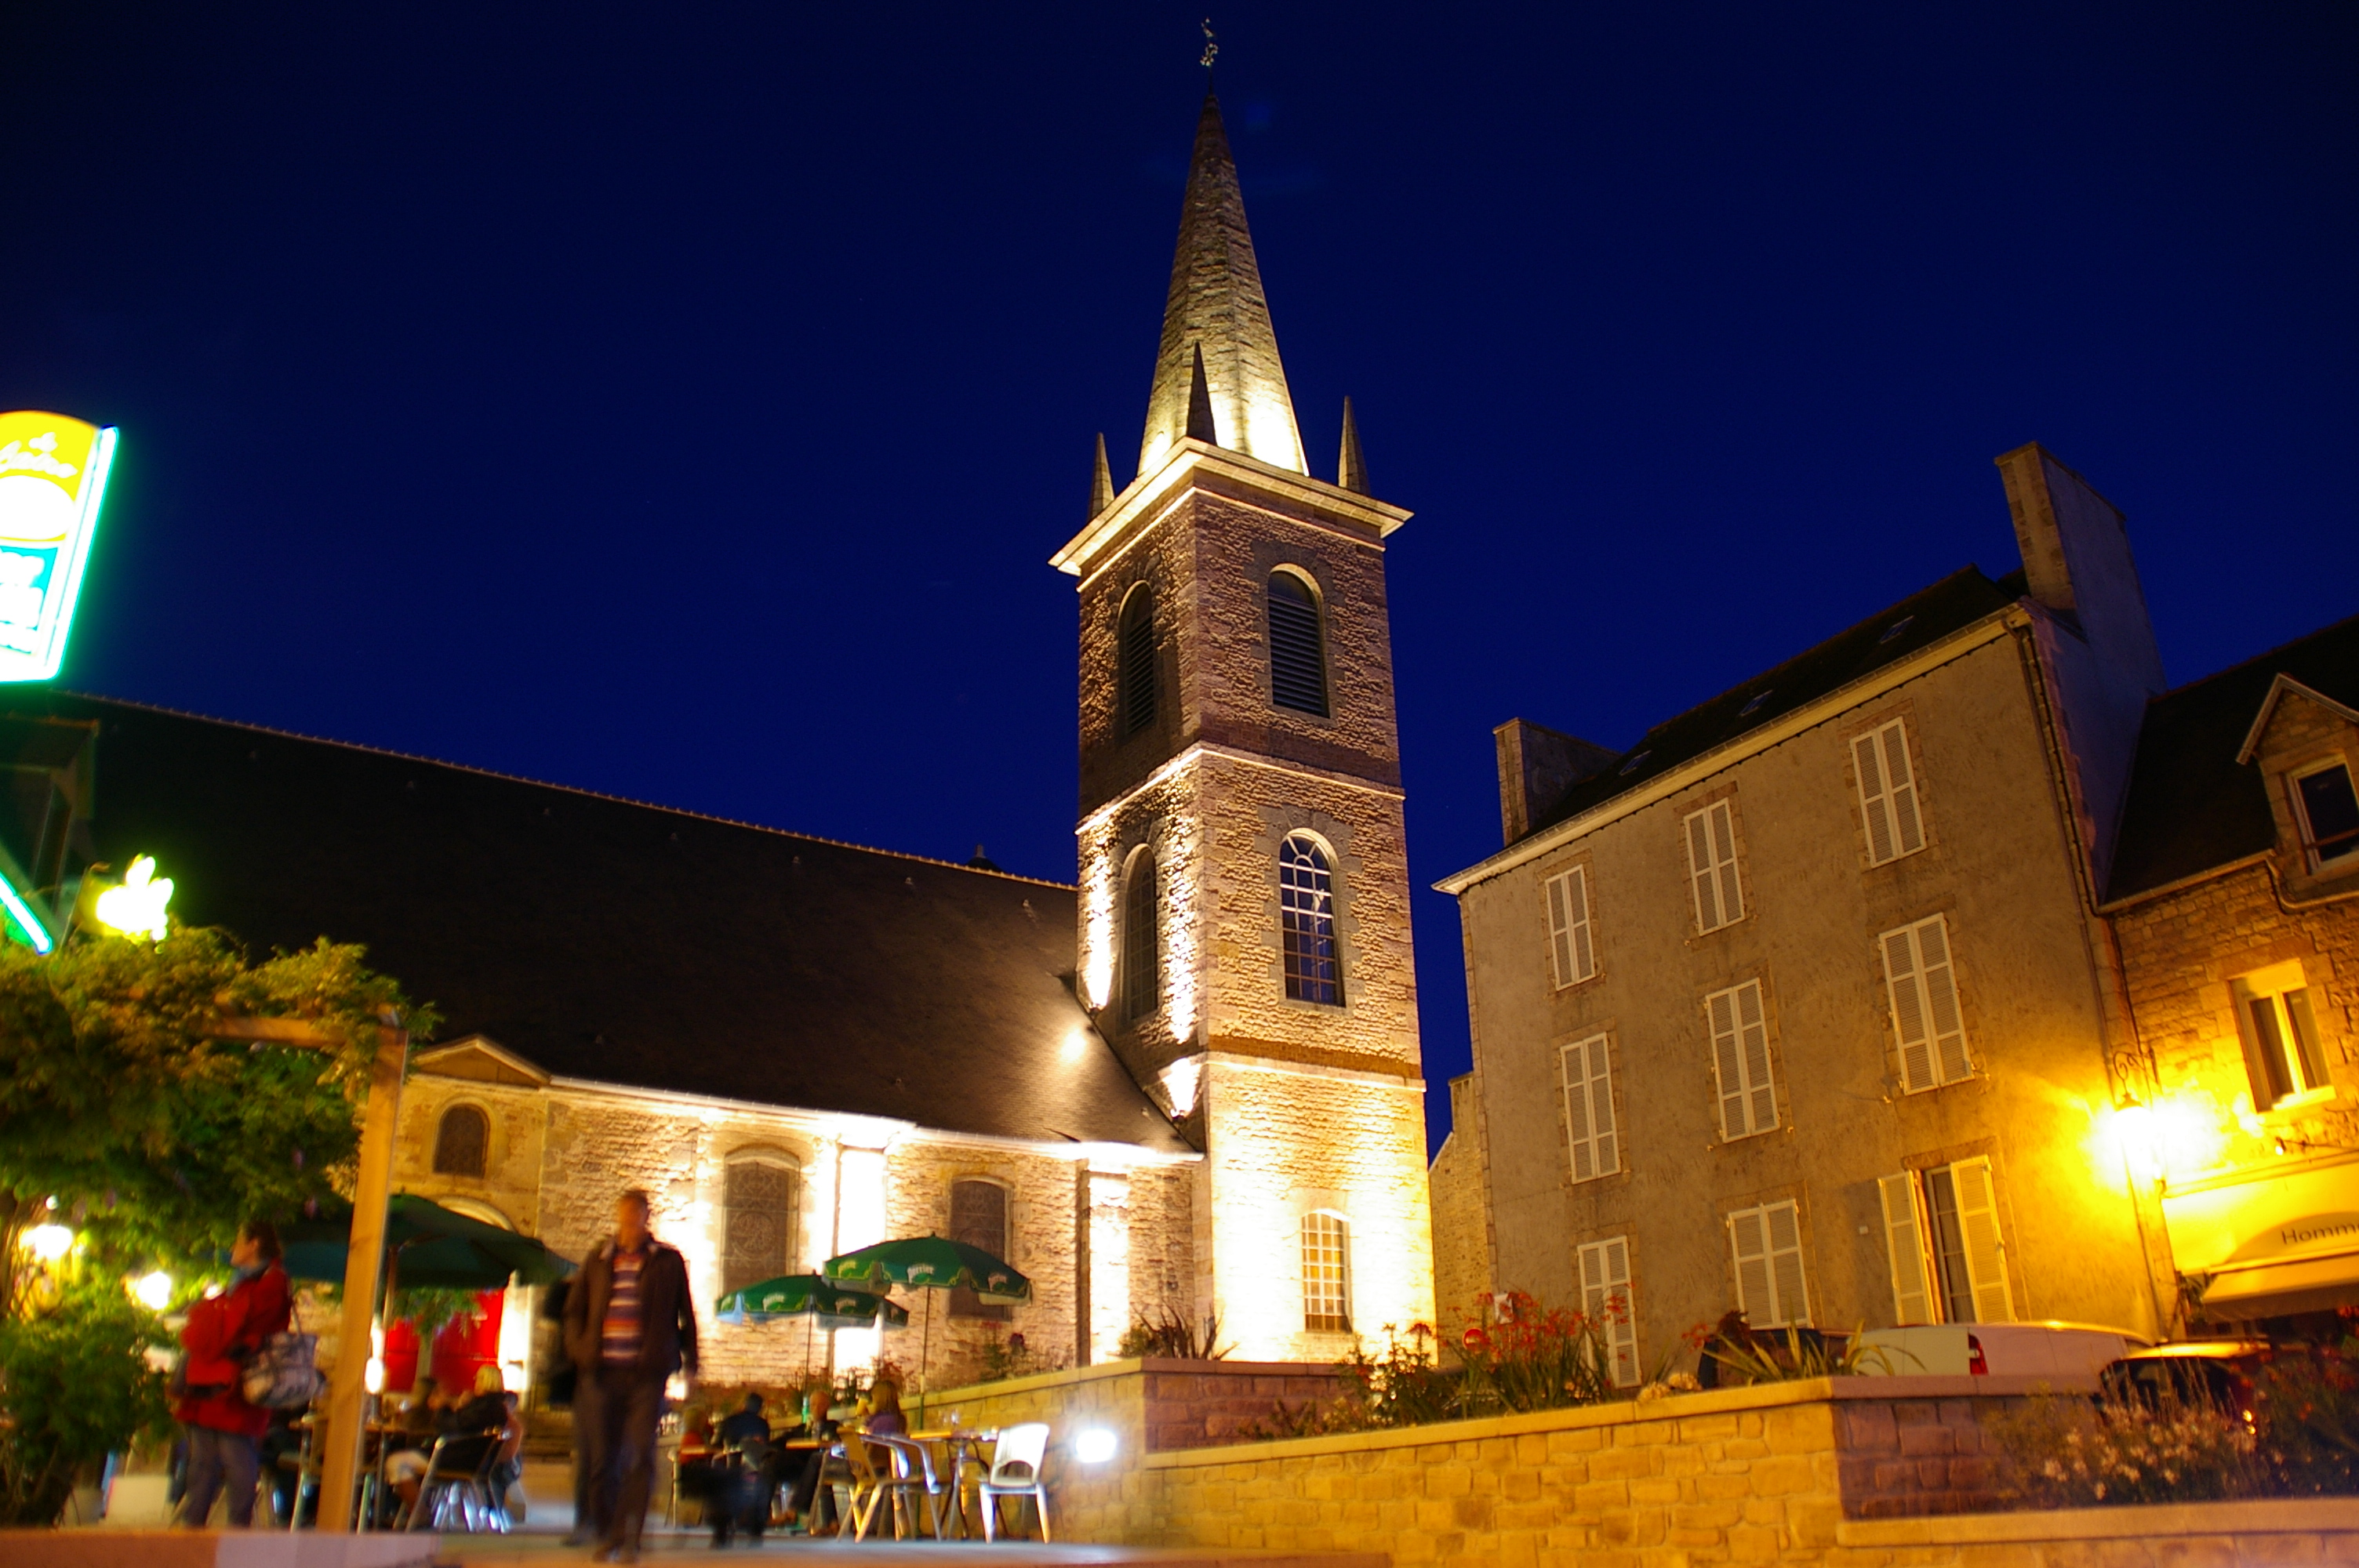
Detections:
2098,1339,2278,1417
1854,1322,2149,1387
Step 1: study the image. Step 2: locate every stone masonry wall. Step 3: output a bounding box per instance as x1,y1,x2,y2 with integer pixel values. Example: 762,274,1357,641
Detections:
1428,1074,1493,1329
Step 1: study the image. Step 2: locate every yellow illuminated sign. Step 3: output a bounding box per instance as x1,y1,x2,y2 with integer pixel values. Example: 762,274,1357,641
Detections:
0,411,117,681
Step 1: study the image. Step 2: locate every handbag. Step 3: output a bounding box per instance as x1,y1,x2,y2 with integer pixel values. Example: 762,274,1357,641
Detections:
241,1299,325,1410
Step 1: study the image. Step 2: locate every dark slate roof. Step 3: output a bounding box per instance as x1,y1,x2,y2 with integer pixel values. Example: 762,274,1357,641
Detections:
1517,566,2026,844
2106,615,2359,902
2,691,1188,1154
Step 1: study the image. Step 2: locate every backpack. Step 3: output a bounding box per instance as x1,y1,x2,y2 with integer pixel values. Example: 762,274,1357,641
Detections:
240,1301,325,1410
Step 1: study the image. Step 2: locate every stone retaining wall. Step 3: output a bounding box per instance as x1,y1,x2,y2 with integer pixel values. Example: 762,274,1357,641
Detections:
921,1362,2359,1563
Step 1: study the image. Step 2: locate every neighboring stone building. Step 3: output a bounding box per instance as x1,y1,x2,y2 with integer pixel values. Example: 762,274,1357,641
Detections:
2103,615,2359,1325
1433,446,2179,1374
0,83,1431,1393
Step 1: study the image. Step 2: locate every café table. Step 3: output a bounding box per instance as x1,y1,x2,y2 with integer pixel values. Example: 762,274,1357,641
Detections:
908,1428,997,1539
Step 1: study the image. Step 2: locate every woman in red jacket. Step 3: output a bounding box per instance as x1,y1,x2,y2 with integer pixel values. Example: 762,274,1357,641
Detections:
175,1220,292,1528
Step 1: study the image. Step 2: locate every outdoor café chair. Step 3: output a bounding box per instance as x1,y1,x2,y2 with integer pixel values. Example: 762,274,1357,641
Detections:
873,1434,958,1539
976,1421,1052,1543
404,1428,511,1534
843,1434,931,1541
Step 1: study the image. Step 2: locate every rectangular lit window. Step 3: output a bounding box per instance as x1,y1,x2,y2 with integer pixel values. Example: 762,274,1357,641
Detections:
1301,1211,1351,1333
1853,717,1927,865
2233,963,2331,1109
1685,800,1744,932
1881,914,1971,1092
1544,866,1596,988
1727,1200,1809,1328
1559,1034,1619,1183
2291,762,2359,871
1706,979,1777,1140
1877,1161,2012,1326
1577,1237,1639,1388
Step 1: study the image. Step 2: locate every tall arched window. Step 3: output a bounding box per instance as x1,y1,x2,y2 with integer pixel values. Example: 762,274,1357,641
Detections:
1302,1211,1352,1333
1279,833,1343,1006
1121,847,1161,1023
1267,569,1329,717
431,1105,489,1178
721,1149,800,1296
1118,583,1158,736
949,1179,1012,1320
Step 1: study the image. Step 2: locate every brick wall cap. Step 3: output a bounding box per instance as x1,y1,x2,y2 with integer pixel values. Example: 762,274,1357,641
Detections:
1839,1494,2359,1544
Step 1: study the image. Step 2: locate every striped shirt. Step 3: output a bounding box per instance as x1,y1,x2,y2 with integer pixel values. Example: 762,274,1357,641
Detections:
600,1245,647,1367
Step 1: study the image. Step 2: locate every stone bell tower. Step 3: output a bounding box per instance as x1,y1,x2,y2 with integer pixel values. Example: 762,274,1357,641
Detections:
1051,88,1434,1362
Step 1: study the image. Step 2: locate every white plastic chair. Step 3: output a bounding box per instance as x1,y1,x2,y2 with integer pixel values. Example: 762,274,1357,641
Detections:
976,1422,1051,1543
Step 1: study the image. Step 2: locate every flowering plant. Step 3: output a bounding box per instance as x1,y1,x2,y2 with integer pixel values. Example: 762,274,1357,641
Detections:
1997,1390,2257,1507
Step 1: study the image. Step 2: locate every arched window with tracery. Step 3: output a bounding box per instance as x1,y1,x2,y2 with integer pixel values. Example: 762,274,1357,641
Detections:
1121,846,1161,1023
1267,569,1329,717
1279,833,1343,1006
1118,583,1158,736
431,1105,489,1178
721,1149,800,1297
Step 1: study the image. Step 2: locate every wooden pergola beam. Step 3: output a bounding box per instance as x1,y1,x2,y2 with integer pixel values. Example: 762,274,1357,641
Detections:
211,1012,407,1533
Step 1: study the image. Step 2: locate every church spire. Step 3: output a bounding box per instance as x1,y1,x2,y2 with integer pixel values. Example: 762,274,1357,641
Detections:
1137,88,1306,477
1337,395,1369,494
1089,432,1114,518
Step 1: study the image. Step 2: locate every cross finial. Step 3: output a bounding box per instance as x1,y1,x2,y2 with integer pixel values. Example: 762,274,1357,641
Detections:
1199,17,1218,71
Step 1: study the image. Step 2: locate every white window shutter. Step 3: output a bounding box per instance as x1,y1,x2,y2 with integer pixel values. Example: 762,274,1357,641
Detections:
1579,1237,1638,1388
1561,1040,1594,1181
1708,989,1748,1138
1855,732,1896,862
1881,723,1925,854
1949,1157,2014,1323
1883,927,1936,1091
1878,1173,1934,1325
1765,1203,1809,1327
1916,917,1970,1083
1728,1209,1771,1320
1710,802,1743,924
1737,982,1776,1132
1687,811,1722,931
1588,1035,1618,1176
1567,866,1594,982
1546,873,1575,989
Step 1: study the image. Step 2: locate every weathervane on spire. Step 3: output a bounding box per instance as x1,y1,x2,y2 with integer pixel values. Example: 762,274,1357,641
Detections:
1199,18,1218,71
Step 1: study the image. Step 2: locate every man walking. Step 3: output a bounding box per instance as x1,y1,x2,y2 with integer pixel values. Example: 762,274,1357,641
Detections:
563,1189,697,1562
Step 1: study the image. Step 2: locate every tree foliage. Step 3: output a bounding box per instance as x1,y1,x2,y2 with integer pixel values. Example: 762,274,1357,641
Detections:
0,925,436,1316
0,1276,173,1525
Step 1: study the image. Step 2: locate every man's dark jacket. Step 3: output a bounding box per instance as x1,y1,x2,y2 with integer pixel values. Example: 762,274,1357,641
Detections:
562,1236,700,1382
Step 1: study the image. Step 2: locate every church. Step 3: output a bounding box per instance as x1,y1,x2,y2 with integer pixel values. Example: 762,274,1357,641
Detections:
0,86,1437,1394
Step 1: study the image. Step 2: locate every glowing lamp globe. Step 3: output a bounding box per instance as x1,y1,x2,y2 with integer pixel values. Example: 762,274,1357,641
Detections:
94,855,173,941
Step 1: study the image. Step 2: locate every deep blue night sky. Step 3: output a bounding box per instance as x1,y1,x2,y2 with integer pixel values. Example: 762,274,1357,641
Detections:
5,4,2352,1155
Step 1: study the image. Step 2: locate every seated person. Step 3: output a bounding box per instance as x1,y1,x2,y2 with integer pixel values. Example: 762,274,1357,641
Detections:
862,1376,907,1438
709,1392,776,1544
382,1377,446,1519
782,1376,844,1532
446,1367,525,1497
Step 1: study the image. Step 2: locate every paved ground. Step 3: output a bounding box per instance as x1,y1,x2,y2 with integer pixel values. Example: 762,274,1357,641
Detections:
442,1535,1383,1568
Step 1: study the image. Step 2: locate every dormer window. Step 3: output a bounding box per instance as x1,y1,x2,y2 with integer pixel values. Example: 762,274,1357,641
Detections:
2290,761,2359,872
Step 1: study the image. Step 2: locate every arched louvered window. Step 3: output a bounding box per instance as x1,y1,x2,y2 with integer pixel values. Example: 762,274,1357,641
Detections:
1279,833,1343,1006
432,1105,489,1178
1122,847,1161,1023
949,1179,1012,1320
1119,583,1158,737
721,1149,800,1296
1267,569,1329,717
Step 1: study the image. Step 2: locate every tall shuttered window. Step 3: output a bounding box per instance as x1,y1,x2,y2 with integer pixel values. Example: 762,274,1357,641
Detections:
1727,1201,1809,1328
1302,1212,1352,1333
1279,833,1343,1006
1877,1161,2012,1325
1706,979,1777,1140
2291,762,2359,870
1559,1034,1619,1183
949,1180,1012,1320
721,1152,800,1297
1853,719,1926,865
432,1105,489,1178
1684,800,1743,932
1544,866,1596,989
1121,848,1161,1023
1267,570,1330,717
1577,1238,1639,1388
1881,915,1970,1092
1118,584,1157,736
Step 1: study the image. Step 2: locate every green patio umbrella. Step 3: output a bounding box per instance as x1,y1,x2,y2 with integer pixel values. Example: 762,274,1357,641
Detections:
282,1193,576,1291
823,1236,1030,1422
715,1272,911,1374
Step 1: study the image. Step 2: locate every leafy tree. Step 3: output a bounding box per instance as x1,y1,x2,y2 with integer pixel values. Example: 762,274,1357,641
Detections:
0,1276,173,1525
0,925,436,1319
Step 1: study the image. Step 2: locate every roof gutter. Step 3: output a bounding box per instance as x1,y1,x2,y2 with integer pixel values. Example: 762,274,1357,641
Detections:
1434,607,2025,895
